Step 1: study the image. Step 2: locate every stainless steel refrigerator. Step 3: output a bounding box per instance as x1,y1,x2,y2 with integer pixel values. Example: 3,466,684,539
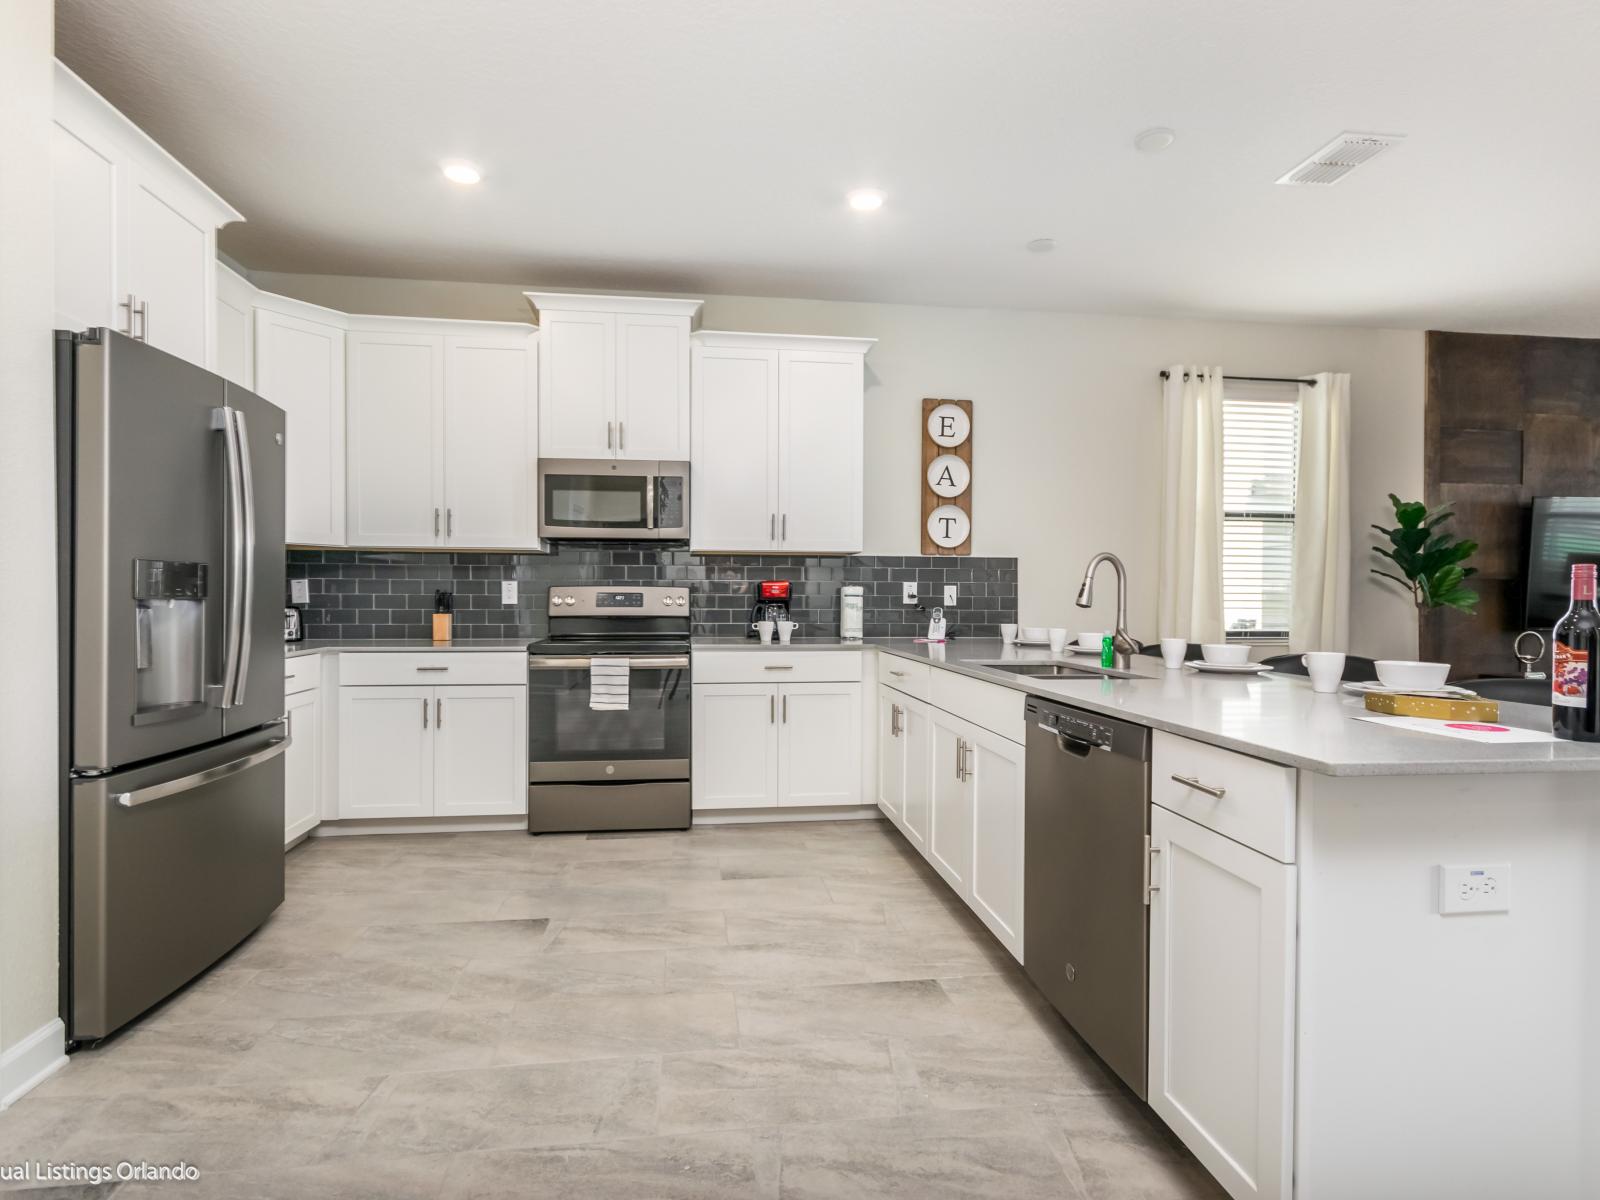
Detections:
56,328,288,1047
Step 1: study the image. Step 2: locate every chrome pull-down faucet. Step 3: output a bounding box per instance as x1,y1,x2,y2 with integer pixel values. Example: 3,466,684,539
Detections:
1075,552,1141,667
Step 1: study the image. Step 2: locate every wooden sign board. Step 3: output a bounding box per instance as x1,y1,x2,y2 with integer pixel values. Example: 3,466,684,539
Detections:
921,398,973,555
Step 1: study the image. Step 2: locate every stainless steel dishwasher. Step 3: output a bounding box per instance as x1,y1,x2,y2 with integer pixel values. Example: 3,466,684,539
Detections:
1023,695,1152,1098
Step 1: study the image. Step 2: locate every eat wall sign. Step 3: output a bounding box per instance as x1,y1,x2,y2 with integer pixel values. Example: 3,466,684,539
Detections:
922,398,972,555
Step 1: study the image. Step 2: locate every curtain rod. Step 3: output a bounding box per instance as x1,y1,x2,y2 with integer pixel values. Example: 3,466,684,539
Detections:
1159,371,1316,386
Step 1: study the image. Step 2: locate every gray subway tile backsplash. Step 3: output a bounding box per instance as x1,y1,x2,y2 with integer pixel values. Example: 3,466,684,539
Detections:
286,541,1017,642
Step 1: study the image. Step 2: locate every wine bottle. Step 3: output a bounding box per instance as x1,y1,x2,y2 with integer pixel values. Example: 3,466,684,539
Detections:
1552,562,1600,741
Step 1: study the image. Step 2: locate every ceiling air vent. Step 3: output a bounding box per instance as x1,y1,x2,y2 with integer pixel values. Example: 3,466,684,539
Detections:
1275,131,1404,186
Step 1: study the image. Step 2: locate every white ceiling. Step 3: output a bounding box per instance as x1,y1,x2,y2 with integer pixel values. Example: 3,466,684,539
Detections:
55,0,1600,334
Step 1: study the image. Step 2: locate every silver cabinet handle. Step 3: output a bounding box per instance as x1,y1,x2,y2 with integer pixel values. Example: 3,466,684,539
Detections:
114,732,289,807
119,293,136,336
436,697,443,727
1144,835,1161,905
136,298,148,341
781,513,788,542
447,508,454,537
891,703,902,736
782,694,788,723
954,738,964,781
770,694,775,724
762,664,794,671
423,698,429,729
770,513,776,541
415,666,449,672
888,669,907,678
618,420,625,451
1170,774,1227,800
607,420,614,451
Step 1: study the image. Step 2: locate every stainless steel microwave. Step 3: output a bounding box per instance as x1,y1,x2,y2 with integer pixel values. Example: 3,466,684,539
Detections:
537,459,689,540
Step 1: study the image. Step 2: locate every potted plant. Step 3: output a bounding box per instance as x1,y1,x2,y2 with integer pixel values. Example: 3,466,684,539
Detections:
1370,494,1479,614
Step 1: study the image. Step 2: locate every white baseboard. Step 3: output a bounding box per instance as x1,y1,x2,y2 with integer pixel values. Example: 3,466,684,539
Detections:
310,816,529,837
692,806,884,825
0,1018,66,1110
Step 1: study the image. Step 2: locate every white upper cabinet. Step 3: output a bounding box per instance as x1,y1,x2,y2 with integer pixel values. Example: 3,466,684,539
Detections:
52,62,241,369
525,293,700,461
253,295,348,547
215,264,255,388
345,326,445,547
442,332,539,549
691,332,874,554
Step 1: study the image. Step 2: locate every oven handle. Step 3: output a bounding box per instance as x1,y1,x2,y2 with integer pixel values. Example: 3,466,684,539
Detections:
528,656,690,670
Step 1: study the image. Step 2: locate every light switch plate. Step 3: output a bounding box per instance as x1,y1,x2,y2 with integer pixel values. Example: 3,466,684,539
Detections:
943,584,958,606
501,580,518,605
290,579,310,605
1439,864,1510,915
902,582,918,604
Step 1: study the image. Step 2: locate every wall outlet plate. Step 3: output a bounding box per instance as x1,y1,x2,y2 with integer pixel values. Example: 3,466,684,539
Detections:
501,580,518,605
902,582,918,604
943,584,958,605
290,579,310,605
1439,864,1510,915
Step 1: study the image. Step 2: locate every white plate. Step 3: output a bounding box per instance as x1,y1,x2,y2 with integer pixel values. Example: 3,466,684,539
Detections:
1342,681,1479,699
1184,661,1276,675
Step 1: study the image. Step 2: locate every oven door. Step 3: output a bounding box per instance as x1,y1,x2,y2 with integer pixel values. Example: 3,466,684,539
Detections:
527,654,691,781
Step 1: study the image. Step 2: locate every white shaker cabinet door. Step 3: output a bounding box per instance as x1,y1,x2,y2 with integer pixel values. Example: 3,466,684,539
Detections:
337,686,435,819
283,687,322,845
927,712,973,901
692,685,779,810
777,683,862,808
254,306,346,546
443,334,537,548
898,698,932,854
876,687,906,823
51,118,119,335
431,685,527,817
615,313,690,460
1148,805,1295,1200
538,311,616,459
690,345,779,552
123,164,212,368
345,331,444,547
776,349,864,553
967,725,1025,961
215,265,256,389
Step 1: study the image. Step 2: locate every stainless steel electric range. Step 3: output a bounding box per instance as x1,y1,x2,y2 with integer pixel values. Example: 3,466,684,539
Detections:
526,585,692,833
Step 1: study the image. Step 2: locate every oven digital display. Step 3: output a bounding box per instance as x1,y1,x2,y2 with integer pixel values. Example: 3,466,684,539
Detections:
595,592,644,608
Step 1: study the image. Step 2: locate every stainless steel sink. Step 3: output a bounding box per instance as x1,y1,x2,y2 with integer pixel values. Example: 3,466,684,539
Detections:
975,661,1143,681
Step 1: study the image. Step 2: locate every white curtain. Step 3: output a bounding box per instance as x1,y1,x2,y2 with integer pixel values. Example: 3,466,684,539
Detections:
1157,366,1226,643
1289,372,1351,651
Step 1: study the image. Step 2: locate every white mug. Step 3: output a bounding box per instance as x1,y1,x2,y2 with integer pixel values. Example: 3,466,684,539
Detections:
1077,631,1107,651
753,619,775,643
776,620,797,645
1302,651,1346,694
1159,637,1188,669
1048,628,1069,653
1000,623,1019,644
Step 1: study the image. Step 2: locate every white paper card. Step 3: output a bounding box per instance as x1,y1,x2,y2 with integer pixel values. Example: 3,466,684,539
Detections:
1353,715,1556,744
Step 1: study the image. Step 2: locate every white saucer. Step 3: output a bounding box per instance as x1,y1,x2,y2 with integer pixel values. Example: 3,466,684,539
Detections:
1184,661,1275,675
1342,681,1479,699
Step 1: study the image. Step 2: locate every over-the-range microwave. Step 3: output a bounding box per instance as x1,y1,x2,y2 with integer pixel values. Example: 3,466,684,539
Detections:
537,459,689,540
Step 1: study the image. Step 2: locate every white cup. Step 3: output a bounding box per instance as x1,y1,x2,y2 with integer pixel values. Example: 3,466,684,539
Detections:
1048,628,1069,653
776,620,797,645
1000,623,1019,644
753,619,775,643
1077,631,1107,651
1159,637,1188,669
1302,651,1346,693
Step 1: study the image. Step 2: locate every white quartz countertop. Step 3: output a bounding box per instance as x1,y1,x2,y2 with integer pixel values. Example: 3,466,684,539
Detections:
286,638,531,658
864,638,1600,778
692,637,867,652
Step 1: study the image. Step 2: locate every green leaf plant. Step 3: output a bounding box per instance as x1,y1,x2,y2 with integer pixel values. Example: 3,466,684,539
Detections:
1370,494,1480,614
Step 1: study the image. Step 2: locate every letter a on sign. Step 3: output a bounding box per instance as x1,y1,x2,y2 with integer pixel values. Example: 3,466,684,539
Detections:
921,399,972,555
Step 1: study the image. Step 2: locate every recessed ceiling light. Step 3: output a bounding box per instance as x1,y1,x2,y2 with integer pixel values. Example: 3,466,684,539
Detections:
441,160,482,185
846,188,886,212
1025,238,1056,253
1134,127,1176,154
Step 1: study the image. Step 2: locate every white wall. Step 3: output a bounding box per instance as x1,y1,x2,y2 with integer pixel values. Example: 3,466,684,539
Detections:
0,0,61,1073
251,272,1425,660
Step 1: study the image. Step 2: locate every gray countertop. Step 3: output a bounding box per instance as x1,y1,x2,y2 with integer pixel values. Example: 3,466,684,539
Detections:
286,639,531,658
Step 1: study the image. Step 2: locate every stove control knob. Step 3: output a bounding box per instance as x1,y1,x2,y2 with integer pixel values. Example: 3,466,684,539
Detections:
550,596,563,607
677,596,687,606
563,595,576,605
662,596,672,605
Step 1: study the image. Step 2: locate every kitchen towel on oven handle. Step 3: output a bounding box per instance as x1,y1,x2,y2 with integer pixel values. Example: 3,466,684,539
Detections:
590,658,630,711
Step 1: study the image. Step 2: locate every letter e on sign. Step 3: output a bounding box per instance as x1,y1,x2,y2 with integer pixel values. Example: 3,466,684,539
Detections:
927,403,971,448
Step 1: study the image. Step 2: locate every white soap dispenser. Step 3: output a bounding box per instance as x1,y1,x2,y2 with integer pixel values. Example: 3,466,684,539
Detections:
926,606,947,643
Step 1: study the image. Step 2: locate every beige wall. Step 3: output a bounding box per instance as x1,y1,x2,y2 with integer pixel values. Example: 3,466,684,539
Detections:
0,0,60,1058
252,272,1425,660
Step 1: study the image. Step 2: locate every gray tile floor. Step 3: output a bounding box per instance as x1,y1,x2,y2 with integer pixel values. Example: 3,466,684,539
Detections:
0,820,1224,1199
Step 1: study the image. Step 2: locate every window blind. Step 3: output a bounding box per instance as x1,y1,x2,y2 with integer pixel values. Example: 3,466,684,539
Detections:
1222,381,1300,640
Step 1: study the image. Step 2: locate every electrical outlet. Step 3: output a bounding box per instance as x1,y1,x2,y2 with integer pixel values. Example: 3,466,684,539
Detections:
500,580,518,605
902,582,918,604
943,584,958,606
290,579,309,605
1439,864,1510,915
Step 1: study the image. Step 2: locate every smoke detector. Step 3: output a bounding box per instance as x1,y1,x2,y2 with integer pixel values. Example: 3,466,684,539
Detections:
1275,131,1404,186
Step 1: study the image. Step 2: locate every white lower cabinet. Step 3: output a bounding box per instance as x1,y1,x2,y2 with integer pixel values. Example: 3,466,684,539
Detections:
283,686,321,844
338,685,436,819
1148,804,1295,1200
431,685,528,817
692,680,862,811
966,724,1025,957
928,711,973,899
876,689,906,823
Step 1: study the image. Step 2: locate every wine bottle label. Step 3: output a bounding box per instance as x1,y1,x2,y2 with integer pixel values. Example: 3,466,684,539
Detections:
1553,640,1589,708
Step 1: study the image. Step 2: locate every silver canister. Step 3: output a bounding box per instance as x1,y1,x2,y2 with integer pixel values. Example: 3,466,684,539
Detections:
840,585,864,640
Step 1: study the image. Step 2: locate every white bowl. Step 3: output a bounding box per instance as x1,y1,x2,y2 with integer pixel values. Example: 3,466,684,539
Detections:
1200,643,1250,666
1020,626,1049,643
1077,631,1108,651
1374,660,1451,691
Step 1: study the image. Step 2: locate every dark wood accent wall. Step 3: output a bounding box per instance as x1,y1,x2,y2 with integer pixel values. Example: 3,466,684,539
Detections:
1423,331,1600,678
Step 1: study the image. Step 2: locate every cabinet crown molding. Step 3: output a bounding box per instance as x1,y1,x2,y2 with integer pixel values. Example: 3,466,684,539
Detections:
345,313,535,338
694,329,876,356
522,291,704,321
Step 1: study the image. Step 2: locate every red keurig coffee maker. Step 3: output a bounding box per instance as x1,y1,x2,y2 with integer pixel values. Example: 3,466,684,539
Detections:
748,579,793,637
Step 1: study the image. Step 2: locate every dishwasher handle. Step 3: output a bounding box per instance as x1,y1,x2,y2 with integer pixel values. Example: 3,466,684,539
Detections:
1040,721,1097,758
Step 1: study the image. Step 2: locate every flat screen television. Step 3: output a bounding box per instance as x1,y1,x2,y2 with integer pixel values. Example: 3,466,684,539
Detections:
1525,496,1600,630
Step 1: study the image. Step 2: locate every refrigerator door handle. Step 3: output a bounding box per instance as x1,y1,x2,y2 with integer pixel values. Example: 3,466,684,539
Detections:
112,732,290,807
213,407,246,707
231,409,256,707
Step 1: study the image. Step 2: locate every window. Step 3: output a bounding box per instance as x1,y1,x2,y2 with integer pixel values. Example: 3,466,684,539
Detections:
1222,381,1300,641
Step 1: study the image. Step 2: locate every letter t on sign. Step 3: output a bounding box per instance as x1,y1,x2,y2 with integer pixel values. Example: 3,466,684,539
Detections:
921,398,973,556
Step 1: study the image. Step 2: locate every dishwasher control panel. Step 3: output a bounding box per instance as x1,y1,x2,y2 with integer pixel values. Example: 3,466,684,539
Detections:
1031,704,1116,750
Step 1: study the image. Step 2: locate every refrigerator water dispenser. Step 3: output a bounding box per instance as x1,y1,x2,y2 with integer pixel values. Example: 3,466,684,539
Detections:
132,558,207,723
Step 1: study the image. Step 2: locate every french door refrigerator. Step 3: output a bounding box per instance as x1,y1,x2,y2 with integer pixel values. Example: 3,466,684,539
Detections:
56,328,287,1047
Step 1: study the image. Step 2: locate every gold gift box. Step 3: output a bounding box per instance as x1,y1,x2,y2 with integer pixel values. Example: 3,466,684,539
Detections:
1363,693,1499,722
